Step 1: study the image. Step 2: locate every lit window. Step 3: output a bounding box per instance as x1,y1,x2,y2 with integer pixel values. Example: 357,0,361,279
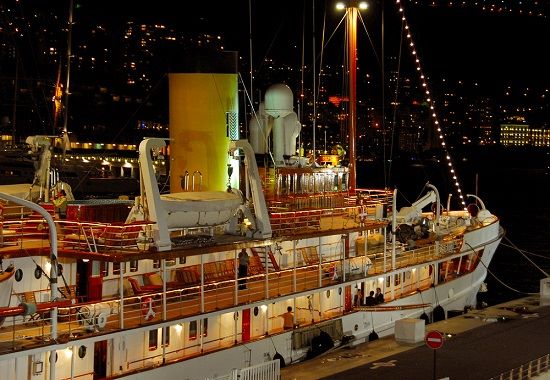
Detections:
148,329,158,350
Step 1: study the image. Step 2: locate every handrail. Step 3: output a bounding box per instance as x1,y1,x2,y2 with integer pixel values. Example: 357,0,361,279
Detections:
0,192,60,380
489,353,550,380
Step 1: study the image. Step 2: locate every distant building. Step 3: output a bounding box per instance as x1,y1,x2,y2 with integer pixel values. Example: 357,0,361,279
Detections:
500,119,550,147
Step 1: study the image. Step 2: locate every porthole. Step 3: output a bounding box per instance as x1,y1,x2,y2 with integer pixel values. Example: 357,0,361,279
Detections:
78,345,87,358
34,266,42,279
15,269,23,282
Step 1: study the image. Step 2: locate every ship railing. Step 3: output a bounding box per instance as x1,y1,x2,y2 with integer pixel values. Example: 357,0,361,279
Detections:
57,220,154,253
0,294,67,354
0,217,154,253
272,167,349,195
0,201,33,219
489,353,550,380
0,313,54,351
269,204,387,237
0,218,52,249
206,360,281,380
0,237,464,355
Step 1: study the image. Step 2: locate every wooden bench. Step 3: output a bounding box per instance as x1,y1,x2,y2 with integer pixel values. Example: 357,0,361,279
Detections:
173,266,201,287
127,277,162,295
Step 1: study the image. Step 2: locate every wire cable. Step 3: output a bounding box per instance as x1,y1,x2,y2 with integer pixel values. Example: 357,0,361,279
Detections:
464,242,538,296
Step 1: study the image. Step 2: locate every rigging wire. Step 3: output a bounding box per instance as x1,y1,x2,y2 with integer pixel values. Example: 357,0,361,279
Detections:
237,73,277,169
111,73,167,143
299,0,306,135
478,257,537,296
387,13,406,186
501,242,550,260
316,2,328,104
62,0,74,136
248,0,254,110
312,0,317,161
254,21,285,80
464,242,539,296
381,0,386,190
0,2,52,134
502,237,550,276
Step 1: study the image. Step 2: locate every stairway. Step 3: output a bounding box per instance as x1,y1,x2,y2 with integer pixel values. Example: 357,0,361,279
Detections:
251,246,280,273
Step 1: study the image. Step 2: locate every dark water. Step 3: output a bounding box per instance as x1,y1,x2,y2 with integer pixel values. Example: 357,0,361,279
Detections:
357,148,550,306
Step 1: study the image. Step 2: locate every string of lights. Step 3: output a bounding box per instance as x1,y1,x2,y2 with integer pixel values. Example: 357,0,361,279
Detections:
407,1,546,18
395,0,467,209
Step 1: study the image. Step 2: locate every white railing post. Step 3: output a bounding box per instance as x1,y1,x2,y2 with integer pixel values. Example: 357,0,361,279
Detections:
0,192,59,380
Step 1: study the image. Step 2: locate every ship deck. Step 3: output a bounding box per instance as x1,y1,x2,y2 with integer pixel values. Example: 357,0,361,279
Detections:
0,229,466,357
0,250,439,356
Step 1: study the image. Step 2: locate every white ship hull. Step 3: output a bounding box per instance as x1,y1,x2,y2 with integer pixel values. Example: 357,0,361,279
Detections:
0,198,502,379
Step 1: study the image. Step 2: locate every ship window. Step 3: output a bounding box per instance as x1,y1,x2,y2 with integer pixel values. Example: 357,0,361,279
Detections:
189,319,208,340
92,261,107,277
148,329,158,350
162,327,170,347
130,260,138,272
189,321,197,340
113,262,121,275
50,352,58,363
78,345,87,358
166,259,176,267
15,269,23,282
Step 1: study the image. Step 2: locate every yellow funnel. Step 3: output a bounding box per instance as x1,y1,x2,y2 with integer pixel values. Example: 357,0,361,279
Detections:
169,73,238,192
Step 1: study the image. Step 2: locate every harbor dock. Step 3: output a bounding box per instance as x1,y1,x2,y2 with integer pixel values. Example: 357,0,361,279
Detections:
282,296,550,379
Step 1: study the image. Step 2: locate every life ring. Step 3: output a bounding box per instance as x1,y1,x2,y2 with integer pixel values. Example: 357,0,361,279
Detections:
95,313,108,330
141,297,156,321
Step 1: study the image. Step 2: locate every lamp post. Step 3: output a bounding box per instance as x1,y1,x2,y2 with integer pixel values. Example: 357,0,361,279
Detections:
336,1,368,192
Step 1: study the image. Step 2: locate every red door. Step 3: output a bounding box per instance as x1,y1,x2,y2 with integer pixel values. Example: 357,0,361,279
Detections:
86,261,104,301
242,308,251,342
345,285,352,312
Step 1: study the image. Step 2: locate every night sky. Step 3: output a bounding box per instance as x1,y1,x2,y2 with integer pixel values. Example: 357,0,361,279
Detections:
71,0,548,83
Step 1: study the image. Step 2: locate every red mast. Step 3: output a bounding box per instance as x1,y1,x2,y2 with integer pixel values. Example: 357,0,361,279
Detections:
345,3,359,192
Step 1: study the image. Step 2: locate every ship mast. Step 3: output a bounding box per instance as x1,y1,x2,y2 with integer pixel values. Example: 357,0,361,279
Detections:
338,1,367,192
62,0,74,136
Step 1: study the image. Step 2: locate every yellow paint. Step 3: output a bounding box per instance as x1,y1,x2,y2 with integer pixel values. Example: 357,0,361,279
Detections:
169,73,238,192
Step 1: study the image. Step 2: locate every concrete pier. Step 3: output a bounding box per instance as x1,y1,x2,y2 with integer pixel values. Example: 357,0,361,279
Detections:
281,296,550,379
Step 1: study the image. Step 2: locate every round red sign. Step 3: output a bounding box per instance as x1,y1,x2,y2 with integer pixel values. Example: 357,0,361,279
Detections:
425,330,444,349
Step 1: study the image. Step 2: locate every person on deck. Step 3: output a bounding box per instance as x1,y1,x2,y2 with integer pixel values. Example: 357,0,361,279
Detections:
365,290,377,306
281,306,294,330
375,287,384,304
53,189,68,218
238,249,249,290
354,289,364,306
